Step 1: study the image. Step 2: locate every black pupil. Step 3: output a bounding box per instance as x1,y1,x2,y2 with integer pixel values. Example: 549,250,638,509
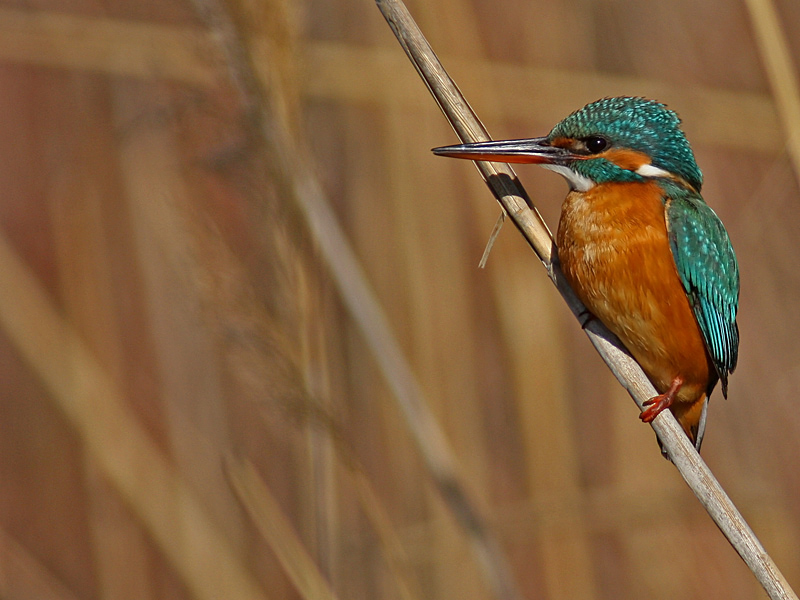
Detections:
585,137,607,153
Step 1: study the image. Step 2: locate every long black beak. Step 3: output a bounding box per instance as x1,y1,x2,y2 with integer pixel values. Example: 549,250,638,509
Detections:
432,137,570,165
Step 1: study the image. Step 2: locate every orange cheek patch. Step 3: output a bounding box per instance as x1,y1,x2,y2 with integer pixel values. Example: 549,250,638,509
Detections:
597,148,651,170
549,136,573,149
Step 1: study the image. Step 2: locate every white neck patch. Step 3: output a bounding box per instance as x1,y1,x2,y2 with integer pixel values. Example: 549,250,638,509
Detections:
635,163,671,178
541,164,595,192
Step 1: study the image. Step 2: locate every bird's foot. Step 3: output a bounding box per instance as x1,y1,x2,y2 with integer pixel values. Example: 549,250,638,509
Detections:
578,309,597,330
640,377,684,423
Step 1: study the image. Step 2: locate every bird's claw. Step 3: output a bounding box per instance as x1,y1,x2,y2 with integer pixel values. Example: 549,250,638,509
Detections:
639,394,673,422
640,376,683,422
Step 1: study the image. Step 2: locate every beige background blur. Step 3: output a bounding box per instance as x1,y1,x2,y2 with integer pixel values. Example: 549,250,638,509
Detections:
0,0,798,599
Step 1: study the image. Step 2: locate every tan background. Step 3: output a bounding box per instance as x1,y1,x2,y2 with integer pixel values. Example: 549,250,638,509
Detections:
0,0,798,599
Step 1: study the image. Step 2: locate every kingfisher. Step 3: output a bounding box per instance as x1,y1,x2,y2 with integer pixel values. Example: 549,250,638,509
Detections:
433,97,739,453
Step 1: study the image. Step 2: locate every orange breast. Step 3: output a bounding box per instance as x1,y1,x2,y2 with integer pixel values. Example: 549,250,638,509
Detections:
557,181,712,405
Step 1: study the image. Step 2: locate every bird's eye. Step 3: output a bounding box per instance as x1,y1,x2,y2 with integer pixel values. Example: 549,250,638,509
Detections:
583,136,609,154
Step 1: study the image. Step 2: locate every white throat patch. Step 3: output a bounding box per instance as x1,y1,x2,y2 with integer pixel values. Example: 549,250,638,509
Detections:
541,164,595,192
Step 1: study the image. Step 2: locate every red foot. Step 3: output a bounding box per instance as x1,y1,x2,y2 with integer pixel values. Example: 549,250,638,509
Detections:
640,377,684,423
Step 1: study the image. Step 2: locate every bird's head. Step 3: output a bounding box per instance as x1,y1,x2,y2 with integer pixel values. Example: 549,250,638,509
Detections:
434,97,702,192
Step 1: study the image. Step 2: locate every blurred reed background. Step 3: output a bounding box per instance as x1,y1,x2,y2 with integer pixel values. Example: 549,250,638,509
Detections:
0,0,799,599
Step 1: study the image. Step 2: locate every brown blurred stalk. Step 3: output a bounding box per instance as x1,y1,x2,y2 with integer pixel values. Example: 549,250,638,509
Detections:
189,0,524,599
744,0,800,181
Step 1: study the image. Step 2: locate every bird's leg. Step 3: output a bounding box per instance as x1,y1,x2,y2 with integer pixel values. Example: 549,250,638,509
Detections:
640,376,684,422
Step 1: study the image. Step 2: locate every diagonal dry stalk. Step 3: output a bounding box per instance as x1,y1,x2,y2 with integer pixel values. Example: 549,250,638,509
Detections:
375,0,799,598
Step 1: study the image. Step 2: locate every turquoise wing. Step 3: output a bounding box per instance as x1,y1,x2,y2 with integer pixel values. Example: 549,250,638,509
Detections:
664,184,739,396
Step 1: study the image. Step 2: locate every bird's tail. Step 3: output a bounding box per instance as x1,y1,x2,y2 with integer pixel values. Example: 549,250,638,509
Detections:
659,395,708,458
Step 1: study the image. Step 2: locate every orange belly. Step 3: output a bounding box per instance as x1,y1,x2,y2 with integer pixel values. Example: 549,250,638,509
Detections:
557,181,713,411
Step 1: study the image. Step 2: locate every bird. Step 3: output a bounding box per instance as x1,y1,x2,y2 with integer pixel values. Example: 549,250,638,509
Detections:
433,96,739,454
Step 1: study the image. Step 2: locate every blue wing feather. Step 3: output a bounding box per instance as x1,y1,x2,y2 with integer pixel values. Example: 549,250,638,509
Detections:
664,183,739,396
